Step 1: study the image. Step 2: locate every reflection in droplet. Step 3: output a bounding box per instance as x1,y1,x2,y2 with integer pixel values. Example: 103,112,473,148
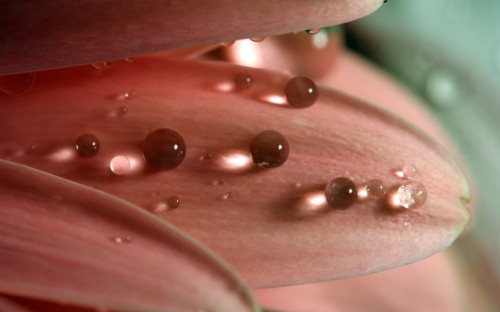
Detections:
110,155,131,175
92,61,114,70
0,73,36,95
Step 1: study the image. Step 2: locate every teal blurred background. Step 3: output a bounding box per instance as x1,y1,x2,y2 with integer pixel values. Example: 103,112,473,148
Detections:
347,1,500,310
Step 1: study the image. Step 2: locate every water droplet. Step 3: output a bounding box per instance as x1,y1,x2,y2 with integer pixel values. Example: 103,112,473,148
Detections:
124,57,135,62
387,181,427,210
324,177,358,209
199,152,213,161
75,133,100,158
403,220,411,227
250,130,289,168
0,73,36,95
402,164,417,178
211,178,225,186
167,195,181,209
143,128,186,170
221,192,233,200
284,76,319,108
92,61,114,70
117,105,128,116
220,41,235,47
295,180,309,188
234,72,253,91
116,91,136,101
305,28,321,35
111,236,132,244
358,179,386,200
250,36,266,42
110,155,131,175
424,69,463,109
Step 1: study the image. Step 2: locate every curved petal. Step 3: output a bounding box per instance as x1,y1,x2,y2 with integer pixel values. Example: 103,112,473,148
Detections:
256,252,463,312
0,0,384,74
0,58,470,287
0,159,259,312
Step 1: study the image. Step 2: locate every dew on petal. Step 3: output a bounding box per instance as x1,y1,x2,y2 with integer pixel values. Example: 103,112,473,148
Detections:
305,28,321,35
143,128,186,170
325,177,358,209
0,73,36,95
403,219,412,227
234,72,253,91
124,57,135,62
394,164,418,179
115,91,136,101
92,61,114,70
111,236,132,244
110,155,131,175
284,76,319,108
167,195,181,209
221,192,234,200
199,152,213,161
250,130,290,168
358,179,386,200
220,41,235,47
117,105,128,116
250,36,266,42
211,178,225,186
75,133,100,158
386,181,428,210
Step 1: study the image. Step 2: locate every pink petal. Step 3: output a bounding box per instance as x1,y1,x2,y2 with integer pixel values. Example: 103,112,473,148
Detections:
0,296,30,312
0,159,259,312
0,0,384,74
0,58,471,287
256,252,463,312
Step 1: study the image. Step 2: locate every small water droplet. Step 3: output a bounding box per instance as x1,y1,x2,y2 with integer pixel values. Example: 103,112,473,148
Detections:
295,180,309,188
92,61,114,70
143,128,186,170
117,105,128,116
358,179,386,200
211,178,225,186
110,155,131,175
284,76,319,108
250,36,266,42
115,91,136,101
250,130,290,168
220,41,235,47
305,28,321,35
402,164,417,178
325,177,358,209
199,152,213,161
75,133,100,158
167,195,181,209
222,192,233,200
234,72,253,91
111,236,132,244
0,73,36,95
403,220,411,227
124,57,135,62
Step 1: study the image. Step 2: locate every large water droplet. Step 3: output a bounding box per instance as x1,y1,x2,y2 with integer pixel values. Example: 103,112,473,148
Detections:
234,72,253,91
92,61,114,70
386,181,428,210
110,155,131,175
284,76,319,108
143,128,186,170
325,177,358,209
358,179,386,200
0,73,36,95
75,133,100,158
250,130,290,168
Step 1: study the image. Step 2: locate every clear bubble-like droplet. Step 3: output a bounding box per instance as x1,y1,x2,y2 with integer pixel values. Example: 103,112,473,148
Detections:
284,76,319,108
359,179,386,200
387,181,428,210
0,73,36,95
110,155,130,175
75,133,100,158
305,28,321,35
167,195,181,209
325,177,358,209
250,130,290,168
234,72,253,91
